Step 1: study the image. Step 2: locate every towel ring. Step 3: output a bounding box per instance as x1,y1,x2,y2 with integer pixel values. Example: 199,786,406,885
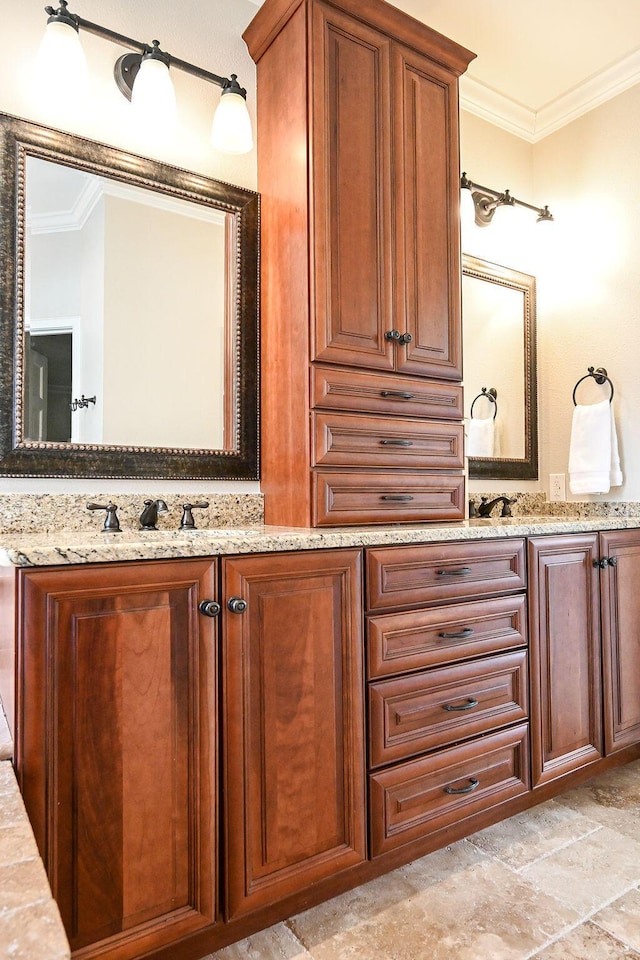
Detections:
470,387,498,420
572,367,614,405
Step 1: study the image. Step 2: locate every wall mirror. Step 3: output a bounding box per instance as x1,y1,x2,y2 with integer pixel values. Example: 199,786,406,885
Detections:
463,254,538,480
0,113,259,479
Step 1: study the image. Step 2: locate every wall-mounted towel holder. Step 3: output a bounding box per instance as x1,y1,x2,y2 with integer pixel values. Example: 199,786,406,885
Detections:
470,386,498,420
572,367,614,405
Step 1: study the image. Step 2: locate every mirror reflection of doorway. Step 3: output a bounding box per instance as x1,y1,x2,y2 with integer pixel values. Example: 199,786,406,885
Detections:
25,332,72,441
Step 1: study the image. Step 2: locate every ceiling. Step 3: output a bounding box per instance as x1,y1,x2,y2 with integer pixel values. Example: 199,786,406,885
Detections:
247,0,640,141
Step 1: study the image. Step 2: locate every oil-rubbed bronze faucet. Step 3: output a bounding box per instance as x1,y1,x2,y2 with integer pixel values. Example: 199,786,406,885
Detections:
477,496,517,518
139,498,169,530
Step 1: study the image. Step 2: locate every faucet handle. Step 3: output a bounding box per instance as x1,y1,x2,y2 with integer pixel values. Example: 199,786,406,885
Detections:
501,496,517,518
180,501,209,530
87,502,121,533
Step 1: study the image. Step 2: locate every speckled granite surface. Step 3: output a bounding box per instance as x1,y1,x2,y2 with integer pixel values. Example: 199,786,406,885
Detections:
0,492,264,534
1,515,640,567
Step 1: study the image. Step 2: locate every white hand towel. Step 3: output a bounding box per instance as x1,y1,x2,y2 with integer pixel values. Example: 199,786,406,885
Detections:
569,400,623,494
467,417,495,457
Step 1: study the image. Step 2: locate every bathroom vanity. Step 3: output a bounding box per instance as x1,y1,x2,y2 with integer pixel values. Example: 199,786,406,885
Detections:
2,518,640,960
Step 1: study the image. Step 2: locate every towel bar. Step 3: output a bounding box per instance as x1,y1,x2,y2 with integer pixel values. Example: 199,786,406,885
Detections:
572,367,614,405
470,386,498,420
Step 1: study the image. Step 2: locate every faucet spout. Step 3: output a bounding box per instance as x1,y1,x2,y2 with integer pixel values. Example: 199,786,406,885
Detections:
477,496,517,518
139,498,169,530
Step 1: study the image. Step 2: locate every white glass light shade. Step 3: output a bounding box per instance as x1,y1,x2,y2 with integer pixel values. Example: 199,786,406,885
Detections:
131,57,177,130
35,20,88,106
211,91,253,155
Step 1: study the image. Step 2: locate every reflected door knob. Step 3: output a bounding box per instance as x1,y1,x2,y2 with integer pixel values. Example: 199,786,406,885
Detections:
199,599,221,618
227,597,248,614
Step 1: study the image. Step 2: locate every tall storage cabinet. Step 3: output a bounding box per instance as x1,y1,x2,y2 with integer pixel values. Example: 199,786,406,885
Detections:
244,0,475,527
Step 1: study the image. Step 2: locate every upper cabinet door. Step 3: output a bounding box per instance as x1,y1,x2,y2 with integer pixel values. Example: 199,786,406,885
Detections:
393,46,463,380
312,3,395,370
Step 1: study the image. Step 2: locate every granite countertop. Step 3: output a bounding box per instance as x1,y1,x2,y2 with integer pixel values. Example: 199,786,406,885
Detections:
1,515,640,566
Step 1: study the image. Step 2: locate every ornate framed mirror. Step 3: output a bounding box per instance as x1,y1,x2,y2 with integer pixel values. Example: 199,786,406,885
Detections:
0,113,259,478
463,254,538,480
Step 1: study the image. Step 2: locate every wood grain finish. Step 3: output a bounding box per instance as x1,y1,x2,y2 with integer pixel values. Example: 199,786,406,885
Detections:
392,45,462,380
16,559,218,959
369,650,528,767
369,724,530,856
314,471,465,525
222,549,366,919
366,539,526,611
528,535,603,788
312,365,464,419
312,412,464,468
600,529,640,754
367,594,528,679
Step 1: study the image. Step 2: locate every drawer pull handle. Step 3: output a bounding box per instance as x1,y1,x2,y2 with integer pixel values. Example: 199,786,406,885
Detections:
380,439,413,446
442,697,479,712
437,567,472,577
381,495,414,502
439,627,474,640
380,390,415,400
444,777,480,796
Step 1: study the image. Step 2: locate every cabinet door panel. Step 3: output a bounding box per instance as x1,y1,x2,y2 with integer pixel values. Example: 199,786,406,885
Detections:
393,46,462,380
600,530,640,753
17,559,218,958
528,536,602,787
312,4,394,369
223,549,366,918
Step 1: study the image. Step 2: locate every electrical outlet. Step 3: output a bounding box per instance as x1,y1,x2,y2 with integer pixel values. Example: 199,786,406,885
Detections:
550,473,566,501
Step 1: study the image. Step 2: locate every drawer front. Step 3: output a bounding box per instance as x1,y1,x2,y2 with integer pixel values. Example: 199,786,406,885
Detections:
313,412,464,469
314,472,465,526
366,539,526,611
370,724,530,856
312,365,463,420
367,595,528,679
369,651,528,767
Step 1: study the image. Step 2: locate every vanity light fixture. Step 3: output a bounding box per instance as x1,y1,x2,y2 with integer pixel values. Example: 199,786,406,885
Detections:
37,1,254,155
461,172,553,227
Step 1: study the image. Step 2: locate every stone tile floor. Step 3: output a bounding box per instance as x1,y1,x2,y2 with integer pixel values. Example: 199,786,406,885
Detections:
208,759,640,960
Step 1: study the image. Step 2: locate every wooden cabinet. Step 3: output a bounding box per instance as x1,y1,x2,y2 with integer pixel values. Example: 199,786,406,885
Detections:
221,548,366,918
244,0,475,527
15,559,219,960
364,539,530,856
528,535,603,787
600,530,640,753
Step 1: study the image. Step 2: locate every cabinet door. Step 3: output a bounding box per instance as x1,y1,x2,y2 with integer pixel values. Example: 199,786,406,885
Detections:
222,549,366,918
392,44,462,380
528,536,602,787
17,559,218,959
312,2,395,370
600,529,640,753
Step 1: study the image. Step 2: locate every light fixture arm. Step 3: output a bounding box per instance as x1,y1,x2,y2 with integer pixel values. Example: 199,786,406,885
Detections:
43,2,247,99
461,172,553,226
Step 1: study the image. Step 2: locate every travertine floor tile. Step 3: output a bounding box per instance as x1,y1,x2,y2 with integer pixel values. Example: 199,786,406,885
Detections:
594,888,640,952
532,920,640,959
521,827,640,915
0,857,50,916
205,923,310,959
0,899,70,959
0,821,41,867
289,858,578,960
467,798,601,869
555,764,640,842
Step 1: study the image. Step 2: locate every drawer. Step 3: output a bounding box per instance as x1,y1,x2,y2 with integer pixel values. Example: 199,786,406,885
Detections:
366,539,526,611
369,650,528,767
314,472,465,526
367,595,528,679
369,724,530,856
312,365,463,420
313,412,464,469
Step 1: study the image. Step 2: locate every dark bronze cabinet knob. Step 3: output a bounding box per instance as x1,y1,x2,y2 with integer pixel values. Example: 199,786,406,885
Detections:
199,599,221,618
227,597,248,614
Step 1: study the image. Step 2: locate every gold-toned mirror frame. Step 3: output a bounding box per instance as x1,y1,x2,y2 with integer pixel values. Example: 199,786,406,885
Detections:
463,254,538,480
0,112,259,479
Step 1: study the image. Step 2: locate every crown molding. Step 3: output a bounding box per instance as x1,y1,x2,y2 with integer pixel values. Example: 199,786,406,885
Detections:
461,48,640,142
